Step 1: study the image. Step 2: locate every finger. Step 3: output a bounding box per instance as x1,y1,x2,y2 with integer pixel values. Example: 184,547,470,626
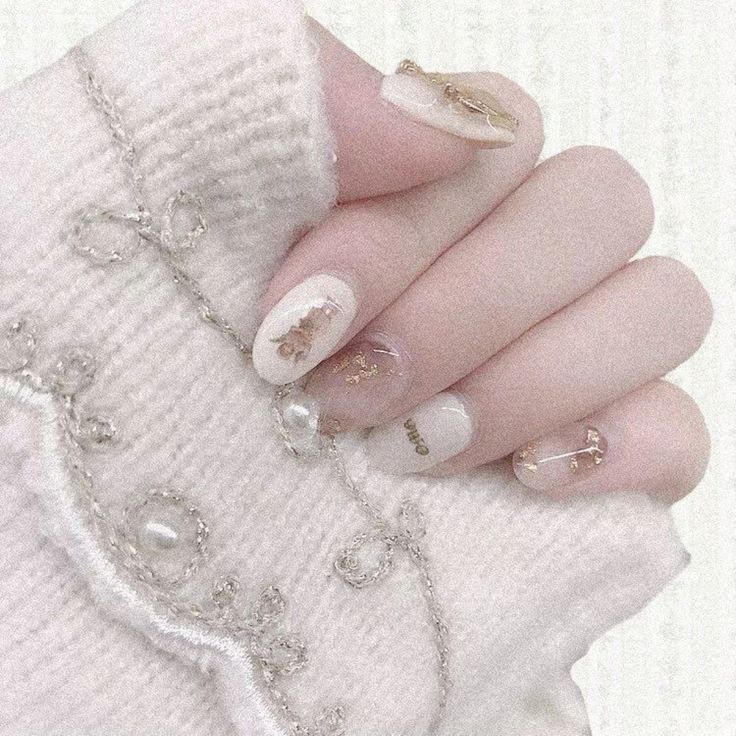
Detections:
366,256,711,476
303,146,652,429
311,20,517,201
252,72,543,385
511,380,710,503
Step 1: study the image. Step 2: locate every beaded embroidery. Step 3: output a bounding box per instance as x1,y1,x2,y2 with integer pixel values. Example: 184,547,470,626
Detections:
0,46,453,735
0,315,347,733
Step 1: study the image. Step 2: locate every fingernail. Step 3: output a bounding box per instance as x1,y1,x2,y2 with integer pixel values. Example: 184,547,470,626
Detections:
253,274,357,385
380,59,518,148
304,334,410,431
366,392,474,475
513,424,609,491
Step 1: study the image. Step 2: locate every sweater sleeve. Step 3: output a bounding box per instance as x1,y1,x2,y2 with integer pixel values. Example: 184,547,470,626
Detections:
0,2,686,735
0,0,336,345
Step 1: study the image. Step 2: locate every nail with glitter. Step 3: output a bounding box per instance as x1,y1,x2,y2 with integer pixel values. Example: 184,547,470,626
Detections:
304,334,410,431
513,424,608,492
380,60,518,148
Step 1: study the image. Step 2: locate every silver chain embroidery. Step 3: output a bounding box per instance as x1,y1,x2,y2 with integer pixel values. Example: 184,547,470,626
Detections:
57,46,451,734
70,48,251,358
275,386,451,731
0,317,343,735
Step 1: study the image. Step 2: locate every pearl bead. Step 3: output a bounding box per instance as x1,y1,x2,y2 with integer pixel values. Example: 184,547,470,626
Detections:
139,518,181,552
280,389,319,435
125,491,206,584
277,388,322,456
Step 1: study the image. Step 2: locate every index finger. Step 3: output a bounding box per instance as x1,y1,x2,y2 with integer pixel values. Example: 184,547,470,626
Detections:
252,72,544,385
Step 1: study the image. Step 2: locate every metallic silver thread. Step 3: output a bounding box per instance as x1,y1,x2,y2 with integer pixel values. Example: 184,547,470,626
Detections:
71,47,251,358
0,318,341,735
61,47,450,734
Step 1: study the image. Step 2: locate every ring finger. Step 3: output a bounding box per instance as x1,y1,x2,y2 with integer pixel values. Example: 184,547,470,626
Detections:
510,380,710,503
365,257,712,490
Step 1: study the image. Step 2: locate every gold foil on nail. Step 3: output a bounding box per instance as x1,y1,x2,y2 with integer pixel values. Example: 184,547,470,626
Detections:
331,351,385,386
515,427,607,474
271,299,338,363
396,59,519,133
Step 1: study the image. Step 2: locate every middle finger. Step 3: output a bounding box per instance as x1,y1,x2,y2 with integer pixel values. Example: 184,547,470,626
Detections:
307,145,654,430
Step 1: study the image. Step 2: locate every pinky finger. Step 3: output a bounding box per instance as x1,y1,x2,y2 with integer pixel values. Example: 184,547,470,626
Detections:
512,380,710,504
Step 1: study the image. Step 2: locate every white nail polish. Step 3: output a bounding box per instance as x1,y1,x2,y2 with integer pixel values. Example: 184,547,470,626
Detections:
253,274,357,385
380,64,517,148
367,392,473,475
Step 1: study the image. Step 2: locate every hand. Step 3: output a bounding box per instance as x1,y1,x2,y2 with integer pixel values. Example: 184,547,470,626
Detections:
253,20,712,503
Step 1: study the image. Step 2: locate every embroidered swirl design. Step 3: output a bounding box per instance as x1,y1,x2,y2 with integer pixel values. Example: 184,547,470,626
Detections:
70,49,250,357
0,316,343,735
0,46,454,734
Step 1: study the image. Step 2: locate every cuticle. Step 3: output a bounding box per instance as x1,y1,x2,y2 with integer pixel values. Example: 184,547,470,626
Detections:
357,329,414,384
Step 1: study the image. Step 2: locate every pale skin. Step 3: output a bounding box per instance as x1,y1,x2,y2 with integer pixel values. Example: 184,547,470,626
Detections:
259,20,712,504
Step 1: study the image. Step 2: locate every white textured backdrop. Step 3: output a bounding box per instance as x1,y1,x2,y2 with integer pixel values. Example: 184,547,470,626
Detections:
1,1,734,734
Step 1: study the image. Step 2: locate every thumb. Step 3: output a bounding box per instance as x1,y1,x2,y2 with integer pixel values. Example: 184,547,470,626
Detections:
310,20,516,202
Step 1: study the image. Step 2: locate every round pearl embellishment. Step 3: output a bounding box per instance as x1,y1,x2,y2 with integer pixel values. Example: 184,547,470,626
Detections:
275,387,322,457
124,490,208,586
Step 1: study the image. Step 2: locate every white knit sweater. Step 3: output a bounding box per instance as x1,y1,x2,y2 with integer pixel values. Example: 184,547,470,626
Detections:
0,1,688,734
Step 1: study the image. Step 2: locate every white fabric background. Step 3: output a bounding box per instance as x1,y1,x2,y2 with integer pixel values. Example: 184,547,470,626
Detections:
0,1,733,734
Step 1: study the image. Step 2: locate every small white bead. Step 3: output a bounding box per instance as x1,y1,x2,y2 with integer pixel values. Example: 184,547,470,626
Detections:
281,389,320,435
277,388,322,456
139,518,181,552
125,491,207,585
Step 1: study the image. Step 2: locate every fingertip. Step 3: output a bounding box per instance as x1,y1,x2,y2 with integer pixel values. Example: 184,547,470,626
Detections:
310,20,542,201
651,381,711,503
454,71,545,165
633,256,714,357
550,146,655,253
309,20,475,201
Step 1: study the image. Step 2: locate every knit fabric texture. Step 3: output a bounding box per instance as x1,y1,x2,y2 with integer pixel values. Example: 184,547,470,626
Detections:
0,1,687,734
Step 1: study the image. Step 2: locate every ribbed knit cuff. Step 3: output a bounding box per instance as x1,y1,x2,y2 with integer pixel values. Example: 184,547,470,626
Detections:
0,0,336,345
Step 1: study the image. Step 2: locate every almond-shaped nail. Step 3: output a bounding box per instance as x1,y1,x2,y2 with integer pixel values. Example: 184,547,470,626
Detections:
305,334,410,432
380,59,518,148
253,274,357,385
367,392,474,475
513,424,609,492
